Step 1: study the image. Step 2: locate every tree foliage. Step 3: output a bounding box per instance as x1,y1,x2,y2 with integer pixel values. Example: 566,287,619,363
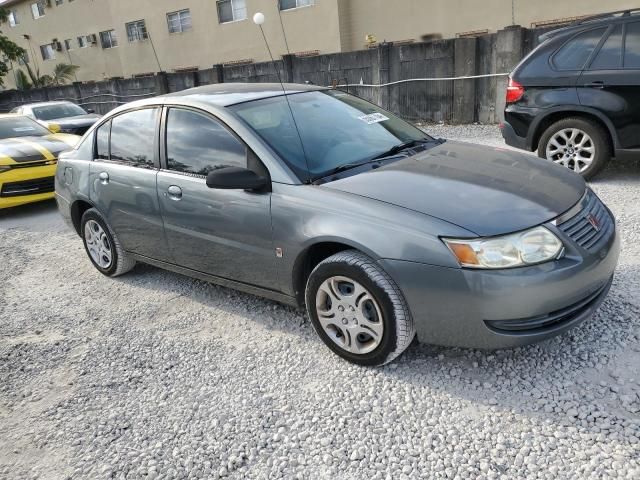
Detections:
0,8,27,87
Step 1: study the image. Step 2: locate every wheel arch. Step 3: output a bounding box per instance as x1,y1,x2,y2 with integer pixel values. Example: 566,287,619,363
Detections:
70,198,97,236
530,107,617,155
291,238,380,307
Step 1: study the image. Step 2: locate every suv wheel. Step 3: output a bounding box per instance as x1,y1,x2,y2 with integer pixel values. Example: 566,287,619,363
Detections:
81,208,136,277
538,117,610,179
305,250,415,366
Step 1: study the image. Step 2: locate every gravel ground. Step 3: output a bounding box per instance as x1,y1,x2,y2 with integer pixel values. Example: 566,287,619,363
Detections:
1,124,639,480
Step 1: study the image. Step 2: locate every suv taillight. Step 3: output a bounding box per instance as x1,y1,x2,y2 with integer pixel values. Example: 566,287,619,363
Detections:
506,78,525,104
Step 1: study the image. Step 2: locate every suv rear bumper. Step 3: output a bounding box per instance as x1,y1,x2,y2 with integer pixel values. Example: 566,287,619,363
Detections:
500,121,529,151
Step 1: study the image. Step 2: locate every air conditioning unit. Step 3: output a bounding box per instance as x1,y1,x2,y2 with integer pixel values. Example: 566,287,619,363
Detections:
88,34,97,44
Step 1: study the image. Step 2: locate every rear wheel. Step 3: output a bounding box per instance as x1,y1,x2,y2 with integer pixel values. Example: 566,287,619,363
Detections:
538,117,610,180
305,250,415,366
81,208,135,277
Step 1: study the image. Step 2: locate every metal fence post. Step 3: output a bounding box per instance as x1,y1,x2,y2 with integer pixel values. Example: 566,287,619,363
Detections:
453,37,477,124
377,42,391,110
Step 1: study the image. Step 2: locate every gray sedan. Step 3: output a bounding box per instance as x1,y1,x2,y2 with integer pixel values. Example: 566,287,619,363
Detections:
54,83,619,365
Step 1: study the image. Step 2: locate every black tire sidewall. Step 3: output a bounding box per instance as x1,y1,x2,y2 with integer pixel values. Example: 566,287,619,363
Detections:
538,118,609,180
80,209,119,277
306,261,398,366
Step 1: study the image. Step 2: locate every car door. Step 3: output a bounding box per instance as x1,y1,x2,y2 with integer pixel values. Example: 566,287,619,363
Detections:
578,21,640,150
156,106,276,288
89,107,171,260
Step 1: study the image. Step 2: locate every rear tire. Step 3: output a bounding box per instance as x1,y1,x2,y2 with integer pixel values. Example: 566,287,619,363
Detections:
305,250,415,366
80,208,135,277
538,117,610,180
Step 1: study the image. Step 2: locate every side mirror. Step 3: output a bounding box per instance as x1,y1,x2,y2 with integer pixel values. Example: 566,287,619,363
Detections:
206,166,267,190
86,108,95,114
47,123,61,134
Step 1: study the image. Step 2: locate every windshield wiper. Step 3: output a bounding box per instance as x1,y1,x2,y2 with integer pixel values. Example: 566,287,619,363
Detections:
369,138,436,161
312,138,443,183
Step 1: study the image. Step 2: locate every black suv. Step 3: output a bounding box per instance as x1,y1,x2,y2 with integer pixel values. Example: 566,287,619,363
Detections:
501,9,640,179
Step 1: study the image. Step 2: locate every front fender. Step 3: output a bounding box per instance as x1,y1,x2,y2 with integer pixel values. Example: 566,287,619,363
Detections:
271,183,472,296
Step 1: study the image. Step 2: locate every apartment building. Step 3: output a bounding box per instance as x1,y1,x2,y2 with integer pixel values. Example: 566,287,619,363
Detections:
1,0,637,89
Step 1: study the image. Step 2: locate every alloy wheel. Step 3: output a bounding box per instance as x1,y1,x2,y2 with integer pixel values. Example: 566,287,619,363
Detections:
84,220,113,269
545,128,594,173
315,276,384,355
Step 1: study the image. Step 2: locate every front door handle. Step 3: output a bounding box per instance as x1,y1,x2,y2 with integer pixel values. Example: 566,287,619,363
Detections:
167,185,182,201
586,81,605,89
98,171,109,184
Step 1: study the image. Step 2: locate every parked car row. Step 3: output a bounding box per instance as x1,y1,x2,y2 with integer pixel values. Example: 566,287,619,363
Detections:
2,11,630,364
0,101,100,209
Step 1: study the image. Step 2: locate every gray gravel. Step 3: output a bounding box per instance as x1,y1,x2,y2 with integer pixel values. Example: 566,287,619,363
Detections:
1,124,639,479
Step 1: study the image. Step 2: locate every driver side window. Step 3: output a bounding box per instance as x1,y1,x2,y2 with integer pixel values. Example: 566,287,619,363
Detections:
165,108,246,176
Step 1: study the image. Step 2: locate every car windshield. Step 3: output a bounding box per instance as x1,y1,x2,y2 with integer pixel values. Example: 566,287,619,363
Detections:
230,90,433,181
0,117,51,139
32,103,87,120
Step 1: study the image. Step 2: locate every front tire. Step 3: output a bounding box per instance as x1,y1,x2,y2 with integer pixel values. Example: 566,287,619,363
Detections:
80,208,135,277
538,117,610,180
305,250,415,366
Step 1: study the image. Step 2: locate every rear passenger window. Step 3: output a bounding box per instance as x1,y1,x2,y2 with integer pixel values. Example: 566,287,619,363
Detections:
109,108,159,168
624,21,640,68
590,25,622,70
553,27,606,70
165,108,246,175
95,120,110,160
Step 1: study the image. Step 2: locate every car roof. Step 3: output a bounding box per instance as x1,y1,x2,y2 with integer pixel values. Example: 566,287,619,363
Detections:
540,9,640,42
161,82,328,107
18,101,79,109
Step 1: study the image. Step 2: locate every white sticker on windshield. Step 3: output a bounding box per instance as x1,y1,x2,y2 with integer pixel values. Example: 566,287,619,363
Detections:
358,113,389,124
13,127,36,132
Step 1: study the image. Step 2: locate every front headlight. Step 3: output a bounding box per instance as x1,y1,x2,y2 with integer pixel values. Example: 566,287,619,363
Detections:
442,226,563,269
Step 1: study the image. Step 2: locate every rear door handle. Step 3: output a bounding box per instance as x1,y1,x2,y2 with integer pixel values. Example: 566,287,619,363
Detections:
586,81,605,89
167,185,182,201
98,171,109,184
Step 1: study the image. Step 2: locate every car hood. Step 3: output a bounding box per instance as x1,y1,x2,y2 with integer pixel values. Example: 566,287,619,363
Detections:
0,135,78,164
46,114,100,127
322,141,586,236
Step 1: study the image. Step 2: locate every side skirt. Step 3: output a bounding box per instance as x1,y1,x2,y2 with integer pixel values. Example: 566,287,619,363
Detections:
128,252,299,308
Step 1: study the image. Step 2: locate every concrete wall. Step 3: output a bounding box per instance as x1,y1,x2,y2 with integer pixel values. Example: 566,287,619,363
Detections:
0,25,543,123
2,0,638,90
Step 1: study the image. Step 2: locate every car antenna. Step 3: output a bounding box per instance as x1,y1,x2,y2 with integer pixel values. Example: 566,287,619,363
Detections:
253,11,312,183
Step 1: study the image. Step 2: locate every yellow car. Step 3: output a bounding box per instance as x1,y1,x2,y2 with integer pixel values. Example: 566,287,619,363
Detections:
0,114,80,209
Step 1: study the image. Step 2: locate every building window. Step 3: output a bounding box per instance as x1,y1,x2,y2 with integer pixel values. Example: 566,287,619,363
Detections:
279,0,314,11
55,0,63,5
77,36,87,48
167,9,192,33
99,30,118,49
126,20,148,42
217,0,247,23
19,52,29,65
64,39,73,50
40,44,55,61
8,10,18,27
31,1,46,19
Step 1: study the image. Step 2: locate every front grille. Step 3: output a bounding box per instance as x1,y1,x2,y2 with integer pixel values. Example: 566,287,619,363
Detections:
485,279,610,334
556,190,613,251
0,176,55,197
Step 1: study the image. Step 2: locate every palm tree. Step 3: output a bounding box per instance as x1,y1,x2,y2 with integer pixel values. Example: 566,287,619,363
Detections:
15,69,31,90
21,60,78,87
50,63,79,85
